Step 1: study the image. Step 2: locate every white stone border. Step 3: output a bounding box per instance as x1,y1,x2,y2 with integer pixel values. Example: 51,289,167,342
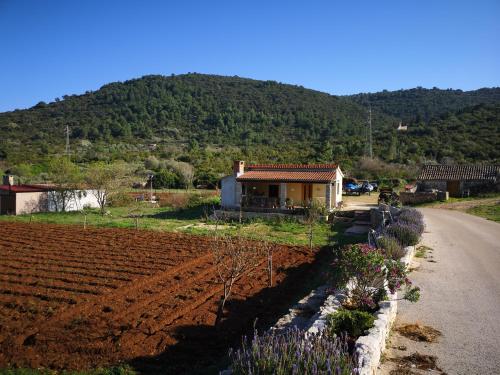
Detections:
354,245,415,375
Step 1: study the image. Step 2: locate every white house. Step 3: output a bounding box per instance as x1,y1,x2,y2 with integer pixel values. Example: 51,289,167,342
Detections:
221,161,344,212
0,175,100,215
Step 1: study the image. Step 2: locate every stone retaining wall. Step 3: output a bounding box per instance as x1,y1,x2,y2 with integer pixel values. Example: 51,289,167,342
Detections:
354,245,415,375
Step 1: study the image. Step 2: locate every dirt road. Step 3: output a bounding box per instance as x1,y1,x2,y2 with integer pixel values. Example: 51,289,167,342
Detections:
380,208,500,375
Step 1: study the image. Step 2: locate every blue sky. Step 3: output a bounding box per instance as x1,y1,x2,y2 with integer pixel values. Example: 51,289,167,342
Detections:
0,0,499,112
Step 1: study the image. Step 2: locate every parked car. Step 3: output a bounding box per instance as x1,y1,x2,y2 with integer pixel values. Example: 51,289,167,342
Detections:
344,182,361,195
360,181,374,194
369,181,379,191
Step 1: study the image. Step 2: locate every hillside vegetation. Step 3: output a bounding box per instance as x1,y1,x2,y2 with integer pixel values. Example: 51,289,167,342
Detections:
0,74,499,181
349,87,500,123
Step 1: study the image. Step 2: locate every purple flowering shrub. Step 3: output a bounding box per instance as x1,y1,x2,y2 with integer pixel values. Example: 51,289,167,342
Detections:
385,222,420,246
228,327,357,374
397,208,425,236
336,244,419,310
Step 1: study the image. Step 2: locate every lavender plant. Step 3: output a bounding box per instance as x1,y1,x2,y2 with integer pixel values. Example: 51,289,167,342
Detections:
377,235,405,260
228,327,357,374
385,222,421,246
397,208,425,236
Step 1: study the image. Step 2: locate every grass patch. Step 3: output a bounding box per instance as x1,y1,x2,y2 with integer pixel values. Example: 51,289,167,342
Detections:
416,193,500,207
415,245,432,258
466,203,500,222
0,205,333,247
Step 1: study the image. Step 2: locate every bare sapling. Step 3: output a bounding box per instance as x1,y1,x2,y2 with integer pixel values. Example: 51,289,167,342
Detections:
212,233,262,326
25,200,38,224
303,199,325,250
263,241,273,287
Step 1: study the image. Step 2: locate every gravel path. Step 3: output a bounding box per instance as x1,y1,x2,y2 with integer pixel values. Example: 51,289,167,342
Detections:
379,208,500,375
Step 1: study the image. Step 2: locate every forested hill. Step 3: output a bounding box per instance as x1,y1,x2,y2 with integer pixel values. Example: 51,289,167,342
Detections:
348,87,500,123
0,74,499,172
0,74,396,164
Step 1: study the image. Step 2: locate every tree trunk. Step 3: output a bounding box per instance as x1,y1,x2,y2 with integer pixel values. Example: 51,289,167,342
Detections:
309,223,313,250
215,296,226,326
268,250,273,287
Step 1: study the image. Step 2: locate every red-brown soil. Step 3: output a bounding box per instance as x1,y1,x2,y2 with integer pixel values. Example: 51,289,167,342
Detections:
0,222,328,374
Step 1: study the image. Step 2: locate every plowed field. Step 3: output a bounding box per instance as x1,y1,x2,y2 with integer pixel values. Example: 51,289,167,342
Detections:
0,222,326,374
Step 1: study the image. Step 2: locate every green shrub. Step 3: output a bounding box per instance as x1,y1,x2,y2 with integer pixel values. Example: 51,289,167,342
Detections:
334,244,419,309
326,308,375,338
108,191,134,207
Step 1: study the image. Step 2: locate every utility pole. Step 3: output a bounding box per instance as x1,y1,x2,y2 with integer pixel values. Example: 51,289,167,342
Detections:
65,125,70,156
367,106,373,159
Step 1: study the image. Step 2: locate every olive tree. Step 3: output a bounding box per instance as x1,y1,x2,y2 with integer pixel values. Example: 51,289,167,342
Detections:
47,157,82,212
303,199,326,250
85,161,131,215
211,233,263,326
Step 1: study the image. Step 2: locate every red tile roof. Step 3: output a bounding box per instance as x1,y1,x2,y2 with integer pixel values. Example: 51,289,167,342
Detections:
418,164,499,181
237,166,337,183
247,163,338,171
0,184,52,193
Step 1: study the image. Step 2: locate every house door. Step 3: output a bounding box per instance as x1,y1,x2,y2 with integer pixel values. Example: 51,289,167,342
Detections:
447,181,461,197
268,185,279,198
302,184,313,203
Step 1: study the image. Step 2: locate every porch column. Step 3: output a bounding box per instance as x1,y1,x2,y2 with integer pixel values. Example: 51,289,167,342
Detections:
235,181,242,207
325,183,332,211
279,183,287,208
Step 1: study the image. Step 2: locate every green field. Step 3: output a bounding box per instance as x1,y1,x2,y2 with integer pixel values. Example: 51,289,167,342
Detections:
0,203,341,247
466,203,500,222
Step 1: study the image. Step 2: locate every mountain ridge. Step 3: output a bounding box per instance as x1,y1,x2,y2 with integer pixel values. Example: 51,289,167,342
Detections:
0,73,499,171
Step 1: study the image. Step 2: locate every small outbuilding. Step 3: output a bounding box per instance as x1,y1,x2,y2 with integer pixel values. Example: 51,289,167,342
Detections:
0,175,100,215
417,164,499,197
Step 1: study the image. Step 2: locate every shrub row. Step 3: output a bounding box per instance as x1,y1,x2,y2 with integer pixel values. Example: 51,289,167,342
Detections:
382,208,425,249
228,327,357,374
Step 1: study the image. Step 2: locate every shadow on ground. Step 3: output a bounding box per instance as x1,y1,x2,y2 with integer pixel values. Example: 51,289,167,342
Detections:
128,245,334,375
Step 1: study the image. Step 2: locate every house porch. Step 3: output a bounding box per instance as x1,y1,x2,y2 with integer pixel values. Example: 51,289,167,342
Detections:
240,181,334,211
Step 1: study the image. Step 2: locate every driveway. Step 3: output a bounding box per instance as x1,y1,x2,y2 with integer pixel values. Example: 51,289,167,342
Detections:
379,208,500,375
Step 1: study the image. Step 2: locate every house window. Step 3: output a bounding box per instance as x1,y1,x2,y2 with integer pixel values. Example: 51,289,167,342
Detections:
337,182,339,195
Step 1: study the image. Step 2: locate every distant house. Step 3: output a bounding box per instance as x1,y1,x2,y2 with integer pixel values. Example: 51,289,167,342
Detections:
417,164,499,197
221,161,344,212
397,122,408,131
0,175,100,215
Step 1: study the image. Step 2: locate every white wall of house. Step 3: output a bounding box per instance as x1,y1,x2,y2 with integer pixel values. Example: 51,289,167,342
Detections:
15,192,47,215
47,189,100,212
221,175,241,209
334,167,344,206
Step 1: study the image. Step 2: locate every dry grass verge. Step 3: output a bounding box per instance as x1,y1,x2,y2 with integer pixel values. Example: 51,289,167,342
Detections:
389,352,444,374
396,323,442,343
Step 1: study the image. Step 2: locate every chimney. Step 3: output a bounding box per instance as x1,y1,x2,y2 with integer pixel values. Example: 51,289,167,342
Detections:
2,174,14,186
233,160,245,177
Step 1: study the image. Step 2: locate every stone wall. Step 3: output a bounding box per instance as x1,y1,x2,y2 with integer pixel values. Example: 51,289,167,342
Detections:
399,191,438,205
